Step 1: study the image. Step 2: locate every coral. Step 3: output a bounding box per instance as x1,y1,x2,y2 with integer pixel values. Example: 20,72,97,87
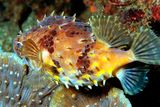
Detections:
151,5,160,21
50,86,131,107
83,0,160,31
0,52,56,107
0,22,19,52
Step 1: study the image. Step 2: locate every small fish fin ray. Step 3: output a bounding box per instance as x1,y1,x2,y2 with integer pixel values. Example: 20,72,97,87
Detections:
89,14,131,48
22,39,40,61
130,27,160,65
116,68,149,95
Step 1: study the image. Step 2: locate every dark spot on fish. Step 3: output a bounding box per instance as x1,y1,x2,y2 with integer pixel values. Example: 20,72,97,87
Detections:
76,44,93,74
66,47,72,50
59,56,63,59
49,41,54,46
71,31,75,35
48,47,54,53
83,29,87,31
69,63,73,67
48,36,52,40
76,32,80,35
66,31,75,37
106,57,110,61
53,60,61,68
45,44,49,47
88,70,94,75
80,39,89,43
76,55,90,73
76,49,82,53
50,66,59,75
95,67,100,71
50,30,57,37
83,44,91,54
44,35,47,39
39,38,43,43
39,34,55,53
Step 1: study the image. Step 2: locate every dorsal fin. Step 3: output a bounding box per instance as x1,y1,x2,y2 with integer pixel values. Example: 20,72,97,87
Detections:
89,14,131,48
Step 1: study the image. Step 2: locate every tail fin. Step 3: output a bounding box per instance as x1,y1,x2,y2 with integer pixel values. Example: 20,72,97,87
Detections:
130,27,160,65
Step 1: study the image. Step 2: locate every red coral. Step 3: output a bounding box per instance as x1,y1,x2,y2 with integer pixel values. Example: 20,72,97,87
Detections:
121,8,145,23
109,0,134,6
151,5,160,21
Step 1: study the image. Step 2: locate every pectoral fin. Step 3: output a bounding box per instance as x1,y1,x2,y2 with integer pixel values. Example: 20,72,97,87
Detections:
21,39,41,62
116,68,149,95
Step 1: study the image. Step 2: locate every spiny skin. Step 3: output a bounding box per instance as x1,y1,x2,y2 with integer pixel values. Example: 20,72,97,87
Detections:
0,52,57,107
14,15,93,56
14,15,95,86
13,15,133,89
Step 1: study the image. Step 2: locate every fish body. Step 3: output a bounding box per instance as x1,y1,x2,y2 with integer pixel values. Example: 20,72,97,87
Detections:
14,15,94,69
14,15,95,85
85,40,133,77
14,13,160,95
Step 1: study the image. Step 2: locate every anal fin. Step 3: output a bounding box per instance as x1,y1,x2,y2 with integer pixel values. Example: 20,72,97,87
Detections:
116,68,149,95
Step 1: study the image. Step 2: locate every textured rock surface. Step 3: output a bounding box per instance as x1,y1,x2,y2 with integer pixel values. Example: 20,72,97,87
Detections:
50,86,132,107
0,52,57,107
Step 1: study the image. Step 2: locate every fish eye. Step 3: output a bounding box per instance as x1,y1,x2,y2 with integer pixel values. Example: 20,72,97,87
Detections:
16,42,23,49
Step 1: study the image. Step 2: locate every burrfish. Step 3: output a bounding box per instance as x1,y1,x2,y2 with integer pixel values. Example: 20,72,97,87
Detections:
13,12,160,95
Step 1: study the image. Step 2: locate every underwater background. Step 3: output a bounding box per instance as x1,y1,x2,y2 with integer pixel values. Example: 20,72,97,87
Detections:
0,0,160,107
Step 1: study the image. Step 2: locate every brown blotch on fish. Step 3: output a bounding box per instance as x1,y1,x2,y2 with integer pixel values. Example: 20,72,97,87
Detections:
53,60,61,68
76,56,90,74
66,31,77,37
38,34,55,53
76,44,92,73
88,70,94,75
76,49,82,53
48,47,54,53
49,30,57,37
66,47,73,50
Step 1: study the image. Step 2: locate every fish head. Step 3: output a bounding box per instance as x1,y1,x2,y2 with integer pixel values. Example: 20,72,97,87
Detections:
13,33,43,70
13,34,26,57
